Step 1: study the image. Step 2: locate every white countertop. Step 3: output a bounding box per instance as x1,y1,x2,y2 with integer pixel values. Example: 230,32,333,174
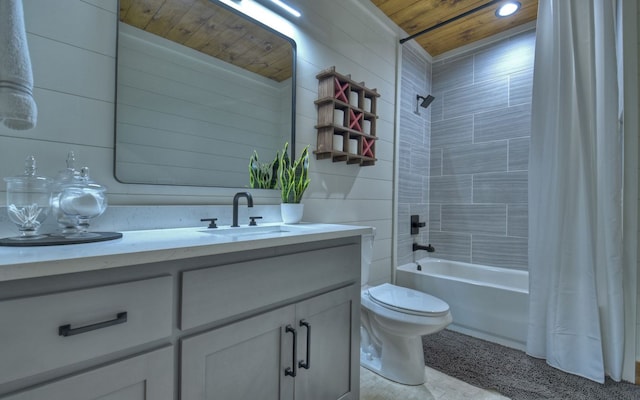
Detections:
0,223,372,282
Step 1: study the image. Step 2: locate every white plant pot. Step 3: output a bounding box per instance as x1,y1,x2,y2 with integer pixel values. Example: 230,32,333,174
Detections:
281,203,304,224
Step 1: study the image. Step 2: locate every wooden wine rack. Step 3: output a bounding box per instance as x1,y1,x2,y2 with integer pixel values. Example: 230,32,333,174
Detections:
314,66,380,166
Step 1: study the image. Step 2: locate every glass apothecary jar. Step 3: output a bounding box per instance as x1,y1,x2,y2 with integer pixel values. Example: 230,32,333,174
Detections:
58,167,107,237
4,156,52,239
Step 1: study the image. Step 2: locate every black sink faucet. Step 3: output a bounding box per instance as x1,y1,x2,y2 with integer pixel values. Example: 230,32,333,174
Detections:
232,192,254,227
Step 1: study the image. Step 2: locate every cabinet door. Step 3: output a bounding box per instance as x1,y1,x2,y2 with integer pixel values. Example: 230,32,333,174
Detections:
294,285,359,400
1,347,173,400
181,305,296,400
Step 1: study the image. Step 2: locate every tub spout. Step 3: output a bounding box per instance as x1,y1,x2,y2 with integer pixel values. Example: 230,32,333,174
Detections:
413,243,435,252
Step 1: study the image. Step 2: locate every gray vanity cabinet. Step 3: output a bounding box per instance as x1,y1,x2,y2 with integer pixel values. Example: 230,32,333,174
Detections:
0,231,364,400
181,286,356,400
2,347,173,400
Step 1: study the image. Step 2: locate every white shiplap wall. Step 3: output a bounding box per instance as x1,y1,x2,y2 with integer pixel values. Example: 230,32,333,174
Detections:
0,0,398,286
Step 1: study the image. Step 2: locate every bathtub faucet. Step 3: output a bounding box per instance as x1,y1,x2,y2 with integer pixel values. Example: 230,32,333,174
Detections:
413,243,435,252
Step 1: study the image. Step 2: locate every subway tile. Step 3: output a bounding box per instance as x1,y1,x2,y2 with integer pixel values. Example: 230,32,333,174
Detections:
442,141,508,175
441,204,507,235
399,110,426,146
507,204,528,237
509,137,530,171
473,171,528,203
509,29,537,54
429,175,472,204
430,91,443,122
398,139,412,172
397,202,410,235
397,203,412,264
410,145,429,177
399,170,425,204
474,104,531,143
443,78,509,120
428,231,471,263
431,115,473,148
402,59,428,88
425,62,433,94
472,235,528,269
474,31,536,84
509,68,533,106
423,121,432,147
432,55,474,93
430,148,442,177
429,204,441,231
398,203,409,221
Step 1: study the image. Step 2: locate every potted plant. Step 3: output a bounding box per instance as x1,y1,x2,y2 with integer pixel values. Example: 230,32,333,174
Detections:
248,150,279,189
278,142,310,223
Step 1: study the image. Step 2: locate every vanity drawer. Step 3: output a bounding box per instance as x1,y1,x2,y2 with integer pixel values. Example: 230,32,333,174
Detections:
181,243,359,330
0,276,173,386
1,346,174,400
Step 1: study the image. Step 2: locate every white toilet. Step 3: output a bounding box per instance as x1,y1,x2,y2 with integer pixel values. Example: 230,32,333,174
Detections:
360,232,452,385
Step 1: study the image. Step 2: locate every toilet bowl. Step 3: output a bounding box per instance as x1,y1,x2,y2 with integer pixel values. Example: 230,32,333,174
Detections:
360,232,452,385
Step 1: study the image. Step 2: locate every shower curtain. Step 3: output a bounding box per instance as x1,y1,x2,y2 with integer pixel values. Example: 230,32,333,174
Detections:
527,0,624,383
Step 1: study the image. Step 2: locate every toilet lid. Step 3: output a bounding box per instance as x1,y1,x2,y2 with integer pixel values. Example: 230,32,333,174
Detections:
367,283,450,316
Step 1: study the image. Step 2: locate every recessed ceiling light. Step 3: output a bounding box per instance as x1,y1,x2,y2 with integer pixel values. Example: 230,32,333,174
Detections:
496,1,521,17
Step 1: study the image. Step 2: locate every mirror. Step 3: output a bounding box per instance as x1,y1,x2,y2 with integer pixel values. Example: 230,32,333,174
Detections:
115,0,296,187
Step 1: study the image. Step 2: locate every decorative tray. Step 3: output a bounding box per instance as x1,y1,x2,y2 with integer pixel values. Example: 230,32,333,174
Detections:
0,232,123,247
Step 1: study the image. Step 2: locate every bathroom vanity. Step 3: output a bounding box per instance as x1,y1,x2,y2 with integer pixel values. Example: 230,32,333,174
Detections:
0,223,369,400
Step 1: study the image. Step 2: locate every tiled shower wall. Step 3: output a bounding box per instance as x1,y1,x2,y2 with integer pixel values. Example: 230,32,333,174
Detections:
397,45,432,267
428,30,535,270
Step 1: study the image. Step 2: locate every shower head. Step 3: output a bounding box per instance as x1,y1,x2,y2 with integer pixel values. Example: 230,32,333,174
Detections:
415,94,435,114
418,94,435,108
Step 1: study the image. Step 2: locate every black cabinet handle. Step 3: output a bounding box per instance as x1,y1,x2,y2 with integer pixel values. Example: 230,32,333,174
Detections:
298,319,311,370
58,312,128,337
284,325,297,377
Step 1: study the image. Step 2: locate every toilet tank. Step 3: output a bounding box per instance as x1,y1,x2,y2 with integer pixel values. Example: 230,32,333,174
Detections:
361,232,375,287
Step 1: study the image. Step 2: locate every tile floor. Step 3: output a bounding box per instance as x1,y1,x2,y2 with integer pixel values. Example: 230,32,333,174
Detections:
360,366,509,400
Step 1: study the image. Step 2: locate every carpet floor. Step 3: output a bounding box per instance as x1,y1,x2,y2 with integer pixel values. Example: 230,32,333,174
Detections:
422,330,640,400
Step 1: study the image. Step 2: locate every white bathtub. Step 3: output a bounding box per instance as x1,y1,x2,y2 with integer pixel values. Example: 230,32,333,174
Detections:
396,258,529,350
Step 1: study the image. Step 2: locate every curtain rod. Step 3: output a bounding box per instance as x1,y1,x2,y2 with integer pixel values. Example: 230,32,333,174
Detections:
399,0,504,44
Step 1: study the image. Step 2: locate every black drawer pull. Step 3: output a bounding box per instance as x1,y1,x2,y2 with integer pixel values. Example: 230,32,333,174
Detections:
298,319,310,370
58,312,128,337
284,325,297,377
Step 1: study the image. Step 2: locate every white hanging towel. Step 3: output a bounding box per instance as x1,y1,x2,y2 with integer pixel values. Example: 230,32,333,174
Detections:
0,0,37,130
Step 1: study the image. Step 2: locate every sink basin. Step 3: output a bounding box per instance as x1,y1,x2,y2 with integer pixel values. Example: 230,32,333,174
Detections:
200,224,297,239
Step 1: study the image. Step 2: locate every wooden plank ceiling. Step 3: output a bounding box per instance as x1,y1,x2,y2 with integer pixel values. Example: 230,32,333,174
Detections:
119,0,293,82
372,0,538,57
